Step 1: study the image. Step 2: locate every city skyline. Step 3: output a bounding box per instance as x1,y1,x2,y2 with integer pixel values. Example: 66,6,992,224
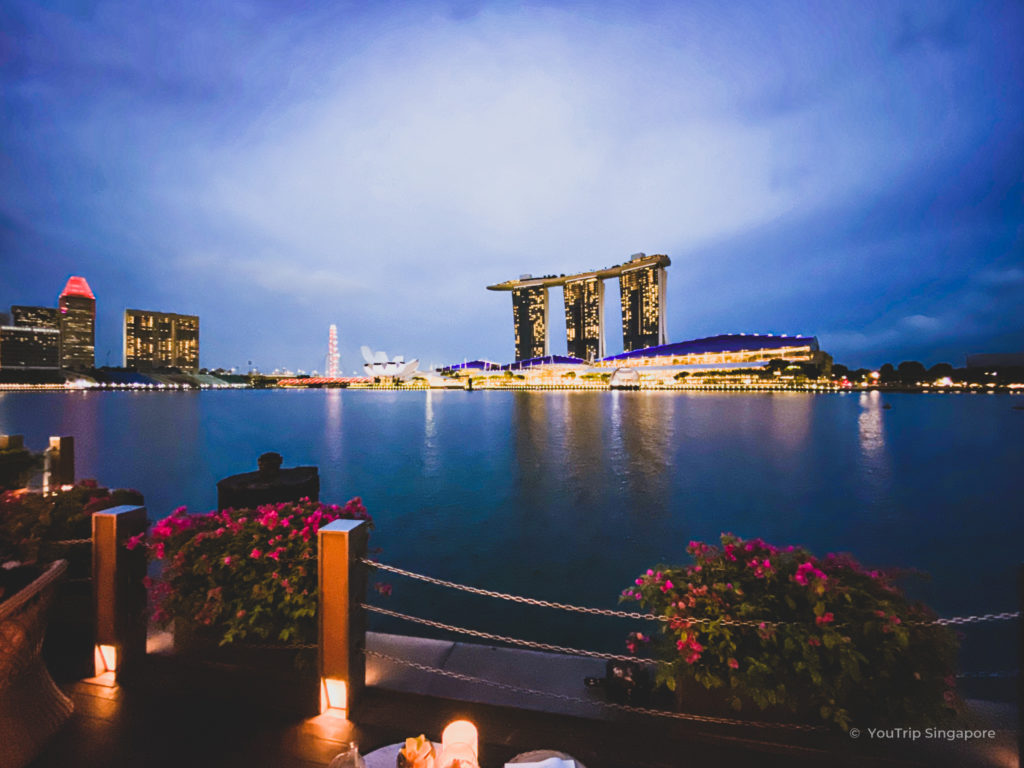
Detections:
2,1,1022,371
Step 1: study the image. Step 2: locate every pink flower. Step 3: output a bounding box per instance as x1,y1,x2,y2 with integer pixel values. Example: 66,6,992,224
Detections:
250,548,262,559
223,556,233,566
815,612,835,625
727,658,739,669
808,637,822,647
125,533,145,551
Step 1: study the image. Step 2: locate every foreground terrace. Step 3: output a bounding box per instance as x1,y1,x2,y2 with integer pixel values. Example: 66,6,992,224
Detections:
33,630,1019,768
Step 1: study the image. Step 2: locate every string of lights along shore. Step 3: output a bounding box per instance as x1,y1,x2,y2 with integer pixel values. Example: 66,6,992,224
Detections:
487,253,670,362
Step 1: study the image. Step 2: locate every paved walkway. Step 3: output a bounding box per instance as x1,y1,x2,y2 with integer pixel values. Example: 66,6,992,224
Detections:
29,632,1020,768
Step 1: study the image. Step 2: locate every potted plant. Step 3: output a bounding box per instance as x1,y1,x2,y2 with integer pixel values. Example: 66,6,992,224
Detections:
0,481,145,680
0,445,43,491
133,497,372,715
621,534,958,730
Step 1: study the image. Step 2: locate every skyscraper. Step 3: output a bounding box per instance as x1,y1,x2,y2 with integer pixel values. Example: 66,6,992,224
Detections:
0,325,61,369
489,253,670,360
511,284,549,361
11,306,59,329
58,276,96,369
563,277,604,361
619,259,667,352
124,309,199,371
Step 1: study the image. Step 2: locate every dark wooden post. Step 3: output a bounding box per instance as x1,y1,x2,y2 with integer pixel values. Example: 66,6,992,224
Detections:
92,505,148,685
1018,563,1022,767
45,435,75,489
318,519,369,716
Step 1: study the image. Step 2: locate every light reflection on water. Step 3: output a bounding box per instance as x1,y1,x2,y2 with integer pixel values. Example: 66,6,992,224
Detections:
0,389,1021,667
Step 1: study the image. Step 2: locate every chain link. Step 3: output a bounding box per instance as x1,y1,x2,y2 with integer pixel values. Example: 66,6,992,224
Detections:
363,647,823,732
360,603,646,664
359,558,1019,629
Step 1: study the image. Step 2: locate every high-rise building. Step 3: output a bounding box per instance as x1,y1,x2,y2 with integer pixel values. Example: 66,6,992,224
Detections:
511,283,549,361
489,253,670,360
11,306,60,329
563,277,604,361
124,309,199,371
58,276,96,369
0,325,61,369
619,258,667,352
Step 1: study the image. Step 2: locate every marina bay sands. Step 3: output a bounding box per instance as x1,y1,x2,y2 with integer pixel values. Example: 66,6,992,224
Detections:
487,252,670,362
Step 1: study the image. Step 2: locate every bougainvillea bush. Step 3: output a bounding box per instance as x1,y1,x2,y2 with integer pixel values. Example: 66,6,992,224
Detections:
133,498,371,647
0,481,144,563
621,534,958,729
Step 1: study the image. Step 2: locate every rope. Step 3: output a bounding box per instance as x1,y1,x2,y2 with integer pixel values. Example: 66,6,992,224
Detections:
929,612,1020,626
52,538,92,546
956,670,1019,680
361,603,646,664
359,559,1019,629
360,558,667,622
363,647,823,732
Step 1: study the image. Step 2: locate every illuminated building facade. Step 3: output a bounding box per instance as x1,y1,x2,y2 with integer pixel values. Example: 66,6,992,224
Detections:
563,278,604,361
511,284,549,361
596,334,822,368
58,276,96,370
489,254,670,361
11,306,59,329
0,325,61,369
619,261,667,352
124,309,199,371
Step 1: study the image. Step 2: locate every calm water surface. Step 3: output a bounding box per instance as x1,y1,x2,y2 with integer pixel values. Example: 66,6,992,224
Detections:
2,389,1021,667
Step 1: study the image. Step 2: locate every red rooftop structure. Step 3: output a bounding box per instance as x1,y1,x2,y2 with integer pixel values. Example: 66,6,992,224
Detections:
59,276,96,300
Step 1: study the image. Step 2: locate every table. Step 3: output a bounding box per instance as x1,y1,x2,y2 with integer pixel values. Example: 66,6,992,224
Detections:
361,744,586,768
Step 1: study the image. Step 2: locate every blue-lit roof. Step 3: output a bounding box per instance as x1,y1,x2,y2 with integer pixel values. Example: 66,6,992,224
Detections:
442,360,501,371
600,334,818,362
503,355,586,370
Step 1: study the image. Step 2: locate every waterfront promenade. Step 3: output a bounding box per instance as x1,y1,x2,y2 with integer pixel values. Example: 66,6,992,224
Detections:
32,632,1018,768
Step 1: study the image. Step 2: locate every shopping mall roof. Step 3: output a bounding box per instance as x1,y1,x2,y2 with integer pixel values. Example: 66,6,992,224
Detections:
600,334,818,363
503,355,586,370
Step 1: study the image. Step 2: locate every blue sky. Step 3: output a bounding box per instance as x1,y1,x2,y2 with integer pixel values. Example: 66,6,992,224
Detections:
1,0,1022,371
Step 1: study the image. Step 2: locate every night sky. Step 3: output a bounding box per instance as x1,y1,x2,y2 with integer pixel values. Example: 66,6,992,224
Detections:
1,1,1022,372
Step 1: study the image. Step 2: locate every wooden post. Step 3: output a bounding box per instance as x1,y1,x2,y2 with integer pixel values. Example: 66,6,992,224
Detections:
46,435,75,488
318,519,369,716
1018,563,1022,768
0,434,24,450
92,505,147,685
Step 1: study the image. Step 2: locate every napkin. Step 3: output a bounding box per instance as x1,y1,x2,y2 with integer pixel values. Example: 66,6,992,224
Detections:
505,759,575,768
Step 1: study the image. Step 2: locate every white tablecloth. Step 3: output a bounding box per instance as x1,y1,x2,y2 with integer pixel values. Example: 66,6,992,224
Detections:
361,744,585,768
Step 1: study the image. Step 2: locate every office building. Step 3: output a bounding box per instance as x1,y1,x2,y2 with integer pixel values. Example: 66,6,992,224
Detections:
12,306,60,329
58,276,96,369
563,277,604,361
511,283,549,361
0,325,61,369
619,257,667,352
124,309,200,371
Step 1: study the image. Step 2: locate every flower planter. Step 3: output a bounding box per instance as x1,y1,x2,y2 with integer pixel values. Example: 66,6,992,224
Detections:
0,560,73,768
170,619,320,717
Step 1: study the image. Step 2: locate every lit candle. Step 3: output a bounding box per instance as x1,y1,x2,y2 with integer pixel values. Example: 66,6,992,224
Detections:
440,720,478,767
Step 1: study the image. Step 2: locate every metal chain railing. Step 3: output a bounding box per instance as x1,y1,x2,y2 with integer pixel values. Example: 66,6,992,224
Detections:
363,647,823,732
361,603,645,664
360,558,1020,629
